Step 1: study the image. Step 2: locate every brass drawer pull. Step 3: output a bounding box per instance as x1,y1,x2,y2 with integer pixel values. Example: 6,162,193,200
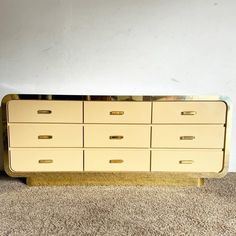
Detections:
37,110,52,114
179,160,194,164
110,111,124,115
181,111,197,116
109,135,124,140
180,136,195,140
38,135,53,139
38,159,53,164
109,159,124,164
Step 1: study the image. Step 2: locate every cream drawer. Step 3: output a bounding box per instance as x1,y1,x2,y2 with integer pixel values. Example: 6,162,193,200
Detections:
84,149,150,171
84,101,151,123
152,101,226,124
84,125,150,148
152,125,225,148
151,150,224,172
9,148,83,172
7,100,83,123
8,124,83,147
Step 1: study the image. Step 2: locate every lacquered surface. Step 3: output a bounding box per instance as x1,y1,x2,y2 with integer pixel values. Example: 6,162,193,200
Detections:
84,124,150,148
10,148,83,172
152,125,225,148
7,100,83,123
151,150,224,172
84,149,150,171
84,101,152,123
8,124,83,147
152,101,226,124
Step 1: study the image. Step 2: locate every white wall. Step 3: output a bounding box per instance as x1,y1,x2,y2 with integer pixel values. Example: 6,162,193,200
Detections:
0,0,235,171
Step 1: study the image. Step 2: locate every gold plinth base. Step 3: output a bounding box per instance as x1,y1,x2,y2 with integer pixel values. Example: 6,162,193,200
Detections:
26,173,205,187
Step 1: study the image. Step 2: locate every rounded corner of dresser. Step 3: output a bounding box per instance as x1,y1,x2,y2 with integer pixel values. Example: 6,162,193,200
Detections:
4,162,17,177
219,96,232,109
4,152,20,177
216,165,228,178
1,94,18,106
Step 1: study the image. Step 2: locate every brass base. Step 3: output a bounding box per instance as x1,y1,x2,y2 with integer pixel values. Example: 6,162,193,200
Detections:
26,173,205,187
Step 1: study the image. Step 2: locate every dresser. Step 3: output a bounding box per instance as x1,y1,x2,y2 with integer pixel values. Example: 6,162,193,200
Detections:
1,95,231,186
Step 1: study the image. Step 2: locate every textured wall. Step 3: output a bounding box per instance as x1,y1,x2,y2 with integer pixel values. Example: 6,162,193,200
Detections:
0,0,235,170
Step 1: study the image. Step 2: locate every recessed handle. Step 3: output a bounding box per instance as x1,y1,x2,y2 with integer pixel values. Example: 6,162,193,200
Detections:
109,159,124,164
37,110,52,114
109,135,124,140
179,136,195,140
179,160,194,164
38,159,53,164
181,111,197,116
38,135,53,139
110,111,124,115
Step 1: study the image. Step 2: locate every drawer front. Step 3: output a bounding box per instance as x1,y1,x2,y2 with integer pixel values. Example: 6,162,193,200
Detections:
9,148,83,172
151,150,224,172
84,125,150,148
7,100,83,123
152,101,226,124
8,124,83,147
84,101,151,123
84,149,150,171
152,125,225,148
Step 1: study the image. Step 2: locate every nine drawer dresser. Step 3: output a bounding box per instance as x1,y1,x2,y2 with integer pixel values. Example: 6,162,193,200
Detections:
1,94,231,186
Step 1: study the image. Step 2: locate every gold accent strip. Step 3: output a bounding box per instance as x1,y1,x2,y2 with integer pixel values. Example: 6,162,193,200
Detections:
181,111,197,116
180,136,195,140
109,159,124,164
25,173,205,187
179,160,194,164
109,135,124,140
37,110,52,114
38,135,53,139
110,111,124,115
38,159,53,164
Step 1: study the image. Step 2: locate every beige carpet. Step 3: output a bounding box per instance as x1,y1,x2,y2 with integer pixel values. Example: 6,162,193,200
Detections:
0,173,236,236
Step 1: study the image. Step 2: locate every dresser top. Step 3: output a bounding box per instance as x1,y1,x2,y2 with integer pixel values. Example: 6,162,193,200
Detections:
1,94,230,103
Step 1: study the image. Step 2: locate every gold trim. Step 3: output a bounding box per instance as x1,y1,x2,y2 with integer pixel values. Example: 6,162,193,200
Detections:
109,135,124,140
38,159,53,164
179,136,195,140
181,111,197,116
179,160,194,164
109,159,124,164
38,135,53,139
110,111,124,115
37,110,52,114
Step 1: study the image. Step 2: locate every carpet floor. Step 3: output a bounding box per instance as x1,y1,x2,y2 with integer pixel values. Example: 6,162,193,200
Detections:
0,173,236,236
